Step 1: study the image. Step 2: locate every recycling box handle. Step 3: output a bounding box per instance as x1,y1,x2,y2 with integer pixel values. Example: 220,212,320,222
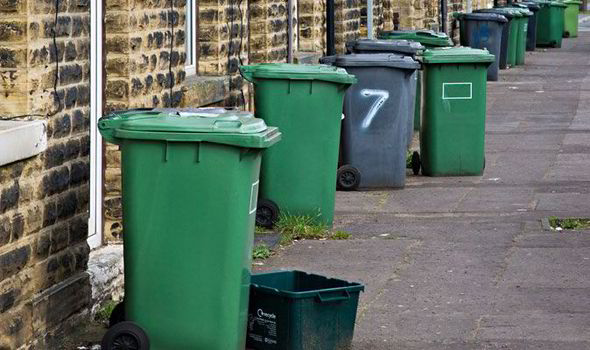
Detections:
213,119,243,130
316,290,351,303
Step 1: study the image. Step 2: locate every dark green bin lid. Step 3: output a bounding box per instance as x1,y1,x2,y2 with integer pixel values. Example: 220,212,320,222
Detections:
335,53,420,70
515,2,541,11
377,30,453,47
239,63,357,85
421,47,495,64
528,0,552,7
346,39,425,55
98,108,281,148
550,1,568,7
563,0,582,4
457,12,508,22
251,270,365,299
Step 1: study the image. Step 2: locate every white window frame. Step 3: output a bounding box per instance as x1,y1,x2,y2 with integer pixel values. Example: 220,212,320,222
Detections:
185,0,198,76
88,0,104,249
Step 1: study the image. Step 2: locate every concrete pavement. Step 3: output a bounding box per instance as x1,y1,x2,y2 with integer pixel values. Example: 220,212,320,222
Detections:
255,25,590,349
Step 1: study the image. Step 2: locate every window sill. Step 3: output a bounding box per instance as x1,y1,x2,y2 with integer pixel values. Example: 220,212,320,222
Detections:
0,120,48,167
182,75,229,107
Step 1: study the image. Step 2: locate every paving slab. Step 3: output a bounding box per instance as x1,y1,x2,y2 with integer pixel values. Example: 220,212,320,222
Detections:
476,313,590,343
535,193,590,213
544,153,590,181
498,247,590,288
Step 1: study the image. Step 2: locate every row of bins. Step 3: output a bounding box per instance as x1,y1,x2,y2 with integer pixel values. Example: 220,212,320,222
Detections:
457,0,582,83
96,1,583,348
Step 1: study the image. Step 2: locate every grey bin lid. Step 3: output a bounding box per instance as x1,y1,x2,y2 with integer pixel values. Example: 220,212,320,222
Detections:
334,53,420,70
319,55,340,65
460,12,508,22
347,39,425,55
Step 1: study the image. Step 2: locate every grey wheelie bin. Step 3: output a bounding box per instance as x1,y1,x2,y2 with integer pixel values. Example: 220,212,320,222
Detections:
332,54,420,189
345,39,424,150
457,12,508,81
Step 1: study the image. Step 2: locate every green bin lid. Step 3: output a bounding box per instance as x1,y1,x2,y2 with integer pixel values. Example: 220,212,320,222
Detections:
239,63,356,85
421,47,495,64
335,53,420,70
475,8,518,19
491,7,524,17
563,0,582,4
377,30,453,47
346,39,425,55
550,1,568,7
98,108,281,148
503,6,534,15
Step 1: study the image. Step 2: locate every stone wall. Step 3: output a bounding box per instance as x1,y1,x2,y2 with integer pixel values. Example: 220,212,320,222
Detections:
103,0,187,242
198,0,248,107
385,0,441,31
249,0,289,63
335,0,361,52
0,0,92,347
298,0,325,52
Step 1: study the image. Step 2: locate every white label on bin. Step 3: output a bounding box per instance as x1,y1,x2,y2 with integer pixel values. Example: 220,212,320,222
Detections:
249,180,259,215
442,82,473,100
360,89,390,129
248,310,277,345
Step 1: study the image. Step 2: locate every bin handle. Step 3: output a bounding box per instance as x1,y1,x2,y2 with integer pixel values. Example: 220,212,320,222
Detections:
317,290,350,303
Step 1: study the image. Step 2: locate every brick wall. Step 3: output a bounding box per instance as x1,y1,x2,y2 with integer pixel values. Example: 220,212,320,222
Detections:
0,0,92,347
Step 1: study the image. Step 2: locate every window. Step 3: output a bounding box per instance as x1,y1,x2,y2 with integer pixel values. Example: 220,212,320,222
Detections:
185,0,199,75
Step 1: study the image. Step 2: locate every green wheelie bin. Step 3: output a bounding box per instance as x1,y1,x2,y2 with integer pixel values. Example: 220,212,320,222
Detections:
563,0,583,37
98,109,281,350
503,7,533,65
476,8,521,68
240,64,356,227
377,30,452,132
515,2,541,51
535,0,567,47
420,47,494,176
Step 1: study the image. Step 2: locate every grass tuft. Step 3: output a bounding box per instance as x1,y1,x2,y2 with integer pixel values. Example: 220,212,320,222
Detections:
252,244,273,260
548,216,590,231
331,231,352,240
95,300,117,323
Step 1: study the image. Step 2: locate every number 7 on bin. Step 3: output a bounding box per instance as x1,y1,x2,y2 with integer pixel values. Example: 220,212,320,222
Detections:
360,89,389,129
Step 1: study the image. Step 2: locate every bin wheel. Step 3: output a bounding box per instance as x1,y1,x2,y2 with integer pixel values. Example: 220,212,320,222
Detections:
564,31,570,38
256,199,280,228
483,157,486,170
337,165,361,191
102,321,150,350
109,301,125,328
411,151,421,175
